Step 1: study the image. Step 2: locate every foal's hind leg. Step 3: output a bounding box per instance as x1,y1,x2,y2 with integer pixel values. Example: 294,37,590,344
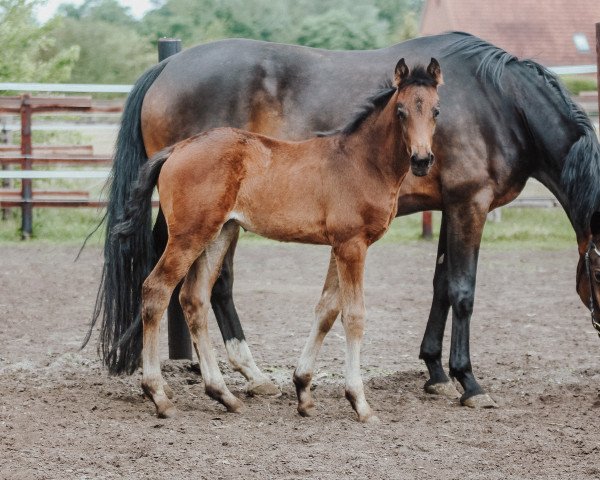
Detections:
180,222,244,413
294,250,340,417
141,241,201,418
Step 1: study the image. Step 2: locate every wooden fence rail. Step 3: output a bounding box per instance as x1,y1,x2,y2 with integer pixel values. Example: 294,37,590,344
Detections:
0,94,122,238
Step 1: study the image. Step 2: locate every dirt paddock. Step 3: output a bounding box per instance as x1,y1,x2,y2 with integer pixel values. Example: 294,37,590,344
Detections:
1,241,600,479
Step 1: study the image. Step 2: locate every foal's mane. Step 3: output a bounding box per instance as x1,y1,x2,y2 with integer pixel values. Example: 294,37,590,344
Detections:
443,32,600,231
317,80,395,137
320,65,434,137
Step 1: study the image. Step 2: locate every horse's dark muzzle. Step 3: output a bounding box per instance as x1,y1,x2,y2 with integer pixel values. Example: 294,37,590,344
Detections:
410,154,434,177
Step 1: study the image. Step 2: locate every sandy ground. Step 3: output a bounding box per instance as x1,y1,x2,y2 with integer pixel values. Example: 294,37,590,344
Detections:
1,241,600,479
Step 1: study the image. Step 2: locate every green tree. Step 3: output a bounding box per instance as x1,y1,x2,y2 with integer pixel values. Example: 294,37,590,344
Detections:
58,0,137,26
141,0,423,50
140,0,228,46
296,6,387,50
375,0,425,43
0,0,79,82
50,0,154,83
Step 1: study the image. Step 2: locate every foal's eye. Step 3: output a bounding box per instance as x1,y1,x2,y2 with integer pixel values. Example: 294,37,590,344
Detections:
433,107,440,118
594,271,600,283
397,105,408,119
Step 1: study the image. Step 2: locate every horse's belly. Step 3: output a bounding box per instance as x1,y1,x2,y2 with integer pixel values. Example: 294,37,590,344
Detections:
228,209,329,245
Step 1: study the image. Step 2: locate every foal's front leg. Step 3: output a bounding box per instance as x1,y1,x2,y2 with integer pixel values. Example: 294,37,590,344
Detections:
335,240,377,423
294,250,340,416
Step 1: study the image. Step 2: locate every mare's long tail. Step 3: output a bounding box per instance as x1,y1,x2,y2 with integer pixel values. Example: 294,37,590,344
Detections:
82,60,168,375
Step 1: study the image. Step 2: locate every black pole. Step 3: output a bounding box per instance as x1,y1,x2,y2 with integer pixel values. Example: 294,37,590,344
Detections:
156,38,192,361
20,94,33,240
158,38,182,62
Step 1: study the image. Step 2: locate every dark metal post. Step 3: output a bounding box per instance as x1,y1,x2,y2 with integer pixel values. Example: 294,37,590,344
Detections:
422,211,433,239
157,38,192,360
20,94,33,239
158,38,182,62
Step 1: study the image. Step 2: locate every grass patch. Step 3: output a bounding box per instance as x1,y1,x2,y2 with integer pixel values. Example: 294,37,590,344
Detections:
0,208,106,245
0,206,577,250
562,76,598,95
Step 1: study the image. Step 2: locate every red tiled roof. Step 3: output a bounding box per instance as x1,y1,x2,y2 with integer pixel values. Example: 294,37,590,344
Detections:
420,0,599,66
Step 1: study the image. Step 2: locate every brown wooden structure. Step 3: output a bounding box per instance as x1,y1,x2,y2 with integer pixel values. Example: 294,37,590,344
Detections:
0,95,120,238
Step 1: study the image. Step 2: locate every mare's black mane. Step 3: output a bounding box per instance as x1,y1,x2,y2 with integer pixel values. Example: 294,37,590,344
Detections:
444,32,600,231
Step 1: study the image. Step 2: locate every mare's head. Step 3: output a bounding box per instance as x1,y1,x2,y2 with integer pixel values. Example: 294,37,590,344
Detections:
577,211,600,336
393,58,443,177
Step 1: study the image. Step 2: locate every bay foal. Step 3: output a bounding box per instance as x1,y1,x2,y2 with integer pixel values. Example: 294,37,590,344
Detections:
116,58,442,422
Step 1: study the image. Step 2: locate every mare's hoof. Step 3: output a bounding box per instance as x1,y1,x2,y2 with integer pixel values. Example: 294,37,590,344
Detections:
424,381,460,399
461,393,498,408
246,379,281,397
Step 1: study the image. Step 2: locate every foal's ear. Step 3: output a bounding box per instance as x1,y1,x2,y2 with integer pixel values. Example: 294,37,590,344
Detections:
427,58,443,86
590,211,600,236
394,58,409,87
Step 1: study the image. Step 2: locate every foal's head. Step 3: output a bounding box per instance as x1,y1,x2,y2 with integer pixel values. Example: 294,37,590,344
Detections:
392,58,443,177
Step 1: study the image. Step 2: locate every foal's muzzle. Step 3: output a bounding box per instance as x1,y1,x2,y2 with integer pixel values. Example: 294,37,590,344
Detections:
410,153,435,177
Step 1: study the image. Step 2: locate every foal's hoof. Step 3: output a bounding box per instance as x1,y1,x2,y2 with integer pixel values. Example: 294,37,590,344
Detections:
297,402,316,417
424,380,460,399
359,413,380,424
246,379,281,397
461,393,498,408
157,403,177,419
225,396,245,414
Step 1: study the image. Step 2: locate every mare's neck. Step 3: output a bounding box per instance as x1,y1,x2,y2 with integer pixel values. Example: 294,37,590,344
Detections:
517,72,593,249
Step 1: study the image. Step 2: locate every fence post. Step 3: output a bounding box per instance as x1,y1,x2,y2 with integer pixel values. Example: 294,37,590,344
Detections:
158,38,181,62
1,121,10,220
422,211,433,239
20,94,33,239
157,38,192,361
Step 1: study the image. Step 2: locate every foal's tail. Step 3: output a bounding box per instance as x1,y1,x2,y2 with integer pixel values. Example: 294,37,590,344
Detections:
112,150,171,240
82,60,169,375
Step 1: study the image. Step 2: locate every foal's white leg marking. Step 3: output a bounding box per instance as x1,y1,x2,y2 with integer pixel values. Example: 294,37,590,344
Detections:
224,338,280,395
142,296,175,417
180,223,244,413
142,248,199,418
294,250,340,416
335,243,377,423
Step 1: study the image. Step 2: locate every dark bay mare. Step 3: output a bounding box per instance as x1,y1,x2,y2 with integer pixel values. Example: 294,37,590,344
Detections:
87,32,600,409
113,60,442,421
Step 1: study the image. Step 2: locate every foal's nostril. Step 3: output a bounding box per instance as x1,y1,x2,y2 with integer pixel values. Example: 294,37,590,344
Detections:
429,153,435,163
411,154,418,163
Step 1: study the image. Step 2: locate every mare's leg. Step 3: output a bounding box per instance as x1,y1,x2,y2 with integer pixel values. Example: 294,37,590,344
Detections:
180,222,244,413
211,233,279,396
141,239,203,418
445,196,497,408
335,240,377,423
294,250,340,417
419,213,460,398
